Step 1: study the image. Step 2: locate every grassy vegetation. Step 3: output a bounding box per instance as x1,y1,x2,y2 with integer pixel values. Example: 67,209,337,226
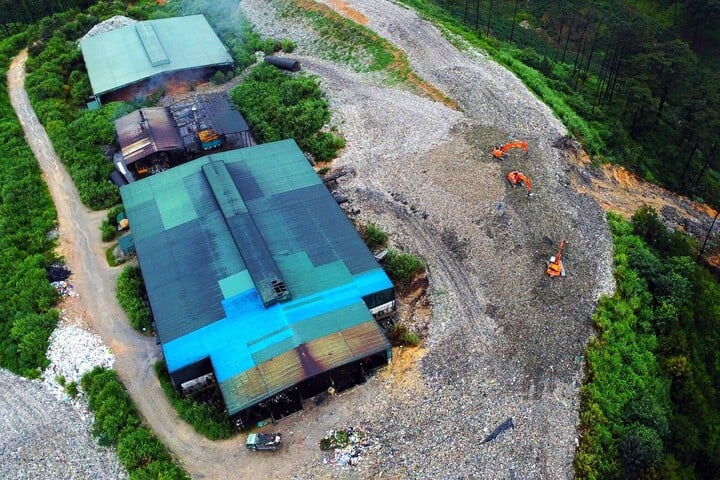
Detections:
81,367,190,479
362,222,388,250
383,248,426,286
271,0,455,107
577,209,720,479
386,323,421,347
0,33,61,379
116,265,152,333
154,361,233,440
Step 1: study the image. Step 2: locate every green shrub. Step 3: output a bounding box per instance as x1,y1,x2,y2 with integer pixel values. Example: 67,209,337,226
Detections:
280,38,295,53
117,427,170,471
116,266,152,333
384,249,425,285
101,220,116,242
105,245,120,267
65,381,79,398
154,361,232,440
364,223,388,250
230,63,344,161
618,423,664,477
81,367,189,478
387,323,421,347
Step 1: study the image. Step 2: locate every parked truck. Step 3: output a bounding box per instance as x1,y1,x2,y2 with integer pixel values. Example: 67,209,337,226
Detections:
246,432,282,452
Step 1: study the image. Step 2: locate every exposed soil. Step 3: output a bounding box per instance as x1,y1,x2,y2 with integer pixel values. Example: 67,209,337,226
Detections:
4,0,720,479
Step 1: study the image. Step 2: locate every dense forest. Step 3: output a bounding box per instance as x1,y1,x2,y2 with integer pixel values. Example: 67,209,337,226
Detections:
403,0,720,210
578,209,719,479
0,1,718,479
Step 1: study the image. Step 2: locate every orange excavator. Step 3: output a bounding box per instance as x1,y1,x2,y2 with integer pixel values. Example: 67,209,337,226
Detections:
546,240,566,277
493,141,527,159
507,170,532,197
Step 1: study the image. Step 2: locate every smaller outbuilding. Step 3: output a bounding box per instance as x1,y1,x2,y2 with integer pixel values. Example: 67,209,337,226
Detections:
114,107,184,181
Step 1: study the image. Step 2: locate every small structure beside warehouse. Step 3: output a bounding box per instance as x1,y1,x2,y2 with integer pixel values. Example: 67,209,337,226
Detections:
111,93,254,184
114,107,184,181
120,139,396,429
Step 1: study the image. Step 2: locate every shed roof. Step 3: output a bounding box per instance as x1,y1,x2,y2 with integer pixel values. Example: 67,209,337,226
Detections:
80,15,233,96
120,139,392,415
115,107,183,164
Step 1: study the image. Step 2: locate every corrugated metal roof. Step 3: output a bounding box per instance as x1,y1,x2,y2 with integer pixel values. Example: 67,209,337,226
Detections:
80,15,233,96
115,108,183,164
120,139,392,416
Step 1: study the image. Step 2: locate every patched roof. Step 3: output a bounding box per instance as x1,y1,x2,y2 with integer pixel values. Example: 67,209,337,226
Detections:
120,140,392,415
115,107,183,164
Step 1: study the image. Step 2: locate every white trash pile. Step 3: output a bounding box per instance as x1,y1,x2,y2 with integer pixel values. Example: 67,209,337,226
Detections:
320,427,377,469
41,323,115,402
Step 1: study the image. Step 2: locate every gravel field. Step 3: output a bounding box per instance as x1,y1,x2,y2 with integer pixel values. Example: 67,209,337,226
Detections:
242,0,614,478
1,298,125,480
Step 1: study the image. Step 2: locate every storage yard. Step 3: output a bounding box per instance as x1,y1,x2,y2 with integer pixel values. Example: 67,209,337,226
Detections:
4,0,719,479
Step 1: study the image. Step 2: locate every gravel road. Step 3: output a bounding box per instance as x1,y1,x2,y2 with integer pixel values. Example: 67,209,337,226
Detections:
4,1,615,479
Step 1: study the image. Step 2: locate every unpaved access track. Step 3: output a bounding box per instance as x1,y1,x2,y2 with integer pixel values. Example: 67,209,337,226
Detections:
7,0,715,479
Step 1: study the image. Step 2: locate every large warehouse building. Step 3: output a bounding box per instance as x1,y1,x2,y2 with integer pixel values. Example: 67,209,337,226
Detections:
80,15,233,104
120,140,395,428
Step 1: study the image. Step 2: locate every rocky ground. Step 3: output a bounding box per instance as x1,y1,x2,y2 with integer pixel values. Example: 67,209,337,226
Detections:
241,0,614,478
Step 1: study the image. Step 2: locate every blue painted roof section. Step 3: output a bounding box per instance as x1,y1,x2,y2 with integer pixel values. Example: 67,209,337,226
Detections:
163,268,391,381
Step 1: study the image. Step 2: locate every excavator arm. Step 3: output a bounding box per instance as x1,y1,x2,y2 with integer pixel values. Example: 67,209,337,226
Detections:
493,141,528,158
546,240,566,277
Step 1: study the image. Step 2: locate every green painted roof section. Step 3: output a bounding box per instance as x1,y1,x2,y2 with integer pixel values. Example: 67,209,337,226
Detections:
120,139,389,343
80,15,233,96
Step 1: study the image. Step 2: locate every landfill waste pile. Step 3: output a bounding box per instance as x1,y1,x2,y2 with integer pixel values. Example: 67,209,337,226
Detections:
51,280,77,298
42,323,115,402
320,427,377,469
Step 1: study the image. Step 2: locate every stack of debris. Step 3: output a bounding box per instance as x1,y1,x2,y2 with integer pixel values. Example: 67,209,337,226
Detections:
320,427,375,468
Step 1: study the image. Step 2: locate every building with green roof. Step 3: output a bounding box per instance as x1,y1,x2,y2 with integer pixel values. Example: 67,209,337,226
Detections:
80,15,233,103
120,139,395,428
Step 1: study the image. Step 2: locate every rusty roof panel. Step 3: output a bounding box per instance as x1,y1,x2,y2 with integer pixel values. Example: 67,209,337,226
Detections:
115,107,183,164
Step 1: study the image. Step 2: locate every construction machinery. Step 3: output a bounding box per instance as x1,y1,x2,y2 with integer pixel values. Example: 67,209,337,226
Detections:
198,129,222,150
546,240,566,277
506,170,532,197
493,141,527,159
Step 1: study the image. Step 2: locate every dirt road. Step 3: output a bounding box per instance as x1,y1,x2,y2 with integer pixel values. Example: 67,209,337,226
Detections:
8,50,246,479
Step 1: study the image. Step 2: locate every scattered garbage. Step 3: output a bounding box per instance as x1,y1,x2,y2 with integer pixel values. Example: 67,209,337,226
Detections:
51,280,78,298
481,417,515,444
320,427,375,468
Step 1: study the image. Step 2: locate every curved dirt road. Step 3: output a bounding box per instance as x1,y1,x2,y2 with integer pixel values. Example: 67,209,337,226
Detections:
7,50,244,479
